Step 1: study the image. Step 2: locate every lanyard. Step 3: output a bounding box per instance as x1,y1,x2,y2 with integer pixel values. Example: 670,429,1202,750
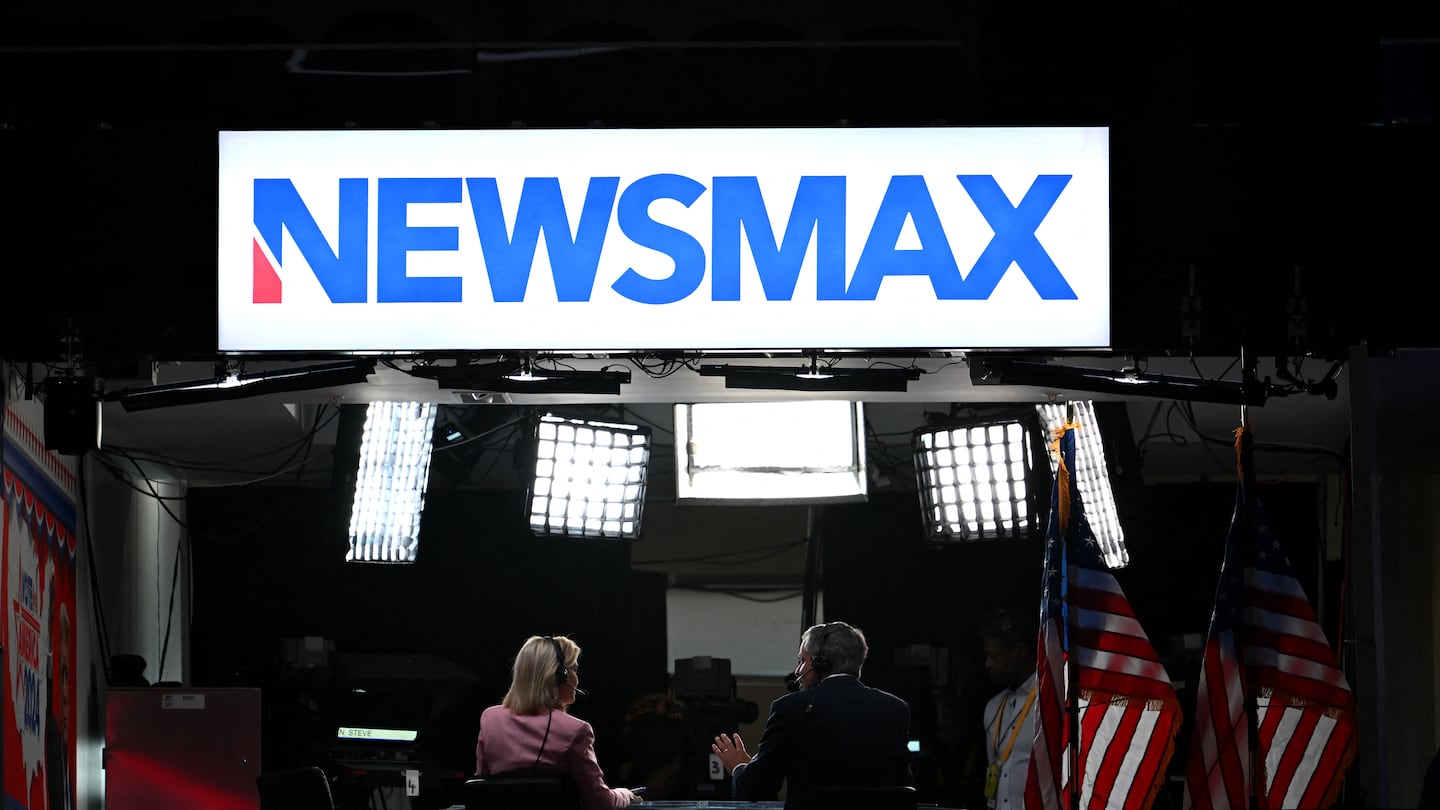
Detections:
990,684,1037,764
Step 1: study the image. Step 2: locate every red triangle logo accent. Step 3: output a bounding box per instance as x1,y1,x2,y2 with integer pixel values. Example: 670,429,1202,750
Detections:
253,239,282,304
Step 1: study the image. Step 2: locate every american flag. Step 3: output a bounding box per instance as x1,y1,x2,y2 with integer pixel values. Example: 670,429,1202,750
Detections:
1182,427,1356,810
1027,423,1182,810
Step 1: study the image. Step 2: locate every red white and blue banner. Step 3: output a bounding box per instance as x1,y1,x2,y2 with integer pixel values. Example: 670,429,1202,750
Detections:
2,405,77,810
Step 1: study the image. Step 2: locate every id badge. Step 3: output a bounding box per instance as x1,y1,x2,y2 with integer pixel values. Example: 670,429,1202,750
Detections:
984,762,1001,804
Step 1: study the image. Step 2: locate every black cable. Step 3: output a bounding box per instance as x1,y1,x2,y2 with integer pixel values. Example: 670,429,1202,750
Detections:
147,404,337,542
218,404,331,488
671,586,805,603
109,452,189,681
1176,401,1348,465
434,415,527,452
632,538,809,566
100,450,190,681
629,353,703,379
864,417,911,479
105,407,341,471
1175,402,1238,473
622,408,676,438
77,460,114,685
863,356,923,372
536,357,577,372
114,450,191,529
1187,353,1240,383
532,709,555,773
157,503,183,682
279,404,325,488
472,423,523,485
88,453,189,500
1134,402,1191,455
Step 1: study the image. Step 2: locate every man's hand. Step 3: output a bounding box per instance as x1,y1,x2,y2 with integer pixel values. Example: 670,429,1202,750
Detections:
711,732,752,773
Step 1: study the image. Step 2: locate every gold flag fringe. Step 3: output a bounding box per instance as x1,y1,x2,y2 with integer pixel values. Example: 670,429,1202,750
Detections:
1051,421,1081,534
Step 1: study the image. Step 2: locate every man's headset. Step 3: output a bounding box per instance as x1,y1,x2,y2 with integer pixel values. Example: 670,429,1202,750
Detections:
809,625,834,679
786,624,835,692
802,625,839,759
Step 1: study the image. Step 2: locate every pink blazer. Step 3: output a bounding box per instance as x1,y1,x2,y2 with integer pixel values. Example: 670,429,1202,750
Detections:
475,705,631,810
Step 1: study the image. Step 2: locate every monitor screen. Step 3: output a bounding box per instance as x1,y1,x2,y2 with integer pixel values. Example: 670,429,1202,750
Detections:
672,656,734,700
675,401,868,504
337,726,419,742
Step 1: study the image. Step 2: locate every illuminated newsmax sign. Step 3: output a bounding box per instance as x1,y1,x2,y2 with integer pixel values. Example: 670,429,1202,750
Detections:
218,128,1109,352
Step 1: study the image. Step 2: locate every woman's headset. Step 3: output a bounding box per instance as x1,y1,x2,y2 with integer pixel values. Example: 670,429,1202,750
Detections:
545,636,569,686
525,636,573,772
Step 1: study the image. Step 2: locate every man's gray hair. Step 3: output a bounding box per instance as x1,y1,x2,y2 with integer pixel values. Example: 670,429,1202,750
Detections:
801,621,868,677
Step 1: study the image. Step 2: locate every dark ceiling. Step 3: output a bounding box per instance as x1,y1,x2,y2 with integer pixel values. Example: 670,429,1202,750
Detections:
1,0,1436,362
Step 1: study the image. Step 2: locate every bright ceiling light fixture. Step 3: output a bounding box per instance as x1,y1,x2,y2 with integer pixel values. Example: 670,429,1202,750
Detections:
697,364,920,392
109,359,376,412
504,357,549,382
526,414,651,539
675,400,868,504
1037,400,1129,568
912,415,1041,542
346,401,438,563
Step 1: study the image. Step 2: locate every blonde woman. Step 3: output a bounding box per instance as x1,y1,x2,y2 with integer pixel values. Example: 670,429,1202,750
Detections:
476,635,641,809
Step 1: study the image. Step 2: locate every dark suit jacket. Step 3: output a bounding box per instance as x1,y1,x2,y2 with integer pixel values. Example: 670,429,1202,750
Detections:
46,710,72,810
1421,746,1440,810
732,674,912,810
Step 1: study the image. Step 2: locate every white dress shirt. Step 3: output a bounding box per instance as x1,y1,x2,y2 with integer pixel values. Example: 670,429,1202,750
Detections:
983,673,1038,810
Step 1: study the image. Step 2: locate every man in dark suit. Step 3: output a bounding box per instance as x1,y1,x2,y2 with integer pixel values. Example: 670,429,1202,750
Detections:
46,603,74,810
712,621,912,809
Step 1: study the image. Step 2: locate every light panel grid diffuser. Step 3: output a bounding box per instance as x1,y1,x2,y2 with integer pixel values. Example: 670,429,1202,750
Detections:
346,401,438,563
528,414,650,539
1037,401,1128,568
913,420,1033,541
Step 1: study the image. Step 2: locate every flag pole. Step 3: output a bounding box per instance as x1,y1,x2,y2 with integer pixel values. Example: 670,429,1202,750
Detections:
1240,347,1260,810
1064,402,1081,810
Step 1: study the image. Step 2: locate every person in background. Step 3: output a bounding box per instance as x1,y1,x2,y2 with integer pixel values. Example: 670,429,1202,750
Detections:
933,639,990,808
475,635,642,809
980,607,1039,810
46,603,73,810
1420,745,1440,810
710,621,912,809
619,692,687,800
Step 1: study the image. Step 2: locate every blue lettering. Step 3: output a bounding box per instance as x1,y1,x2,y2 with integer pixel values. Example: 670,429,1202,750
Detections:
254,179,368,303
22,666,39,735
956,175,1076,299
253,172,1078,305
848,176,965,300
711,176,847,301
612,174,707,305
377,178,462,303
467,177,619,302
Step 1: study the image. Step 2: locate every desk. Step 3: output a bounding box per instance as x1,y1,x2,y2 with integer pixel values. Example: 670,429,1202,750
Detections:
437,795,967,801
641,805,965,809
440,805,784,810
640,804,785,809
